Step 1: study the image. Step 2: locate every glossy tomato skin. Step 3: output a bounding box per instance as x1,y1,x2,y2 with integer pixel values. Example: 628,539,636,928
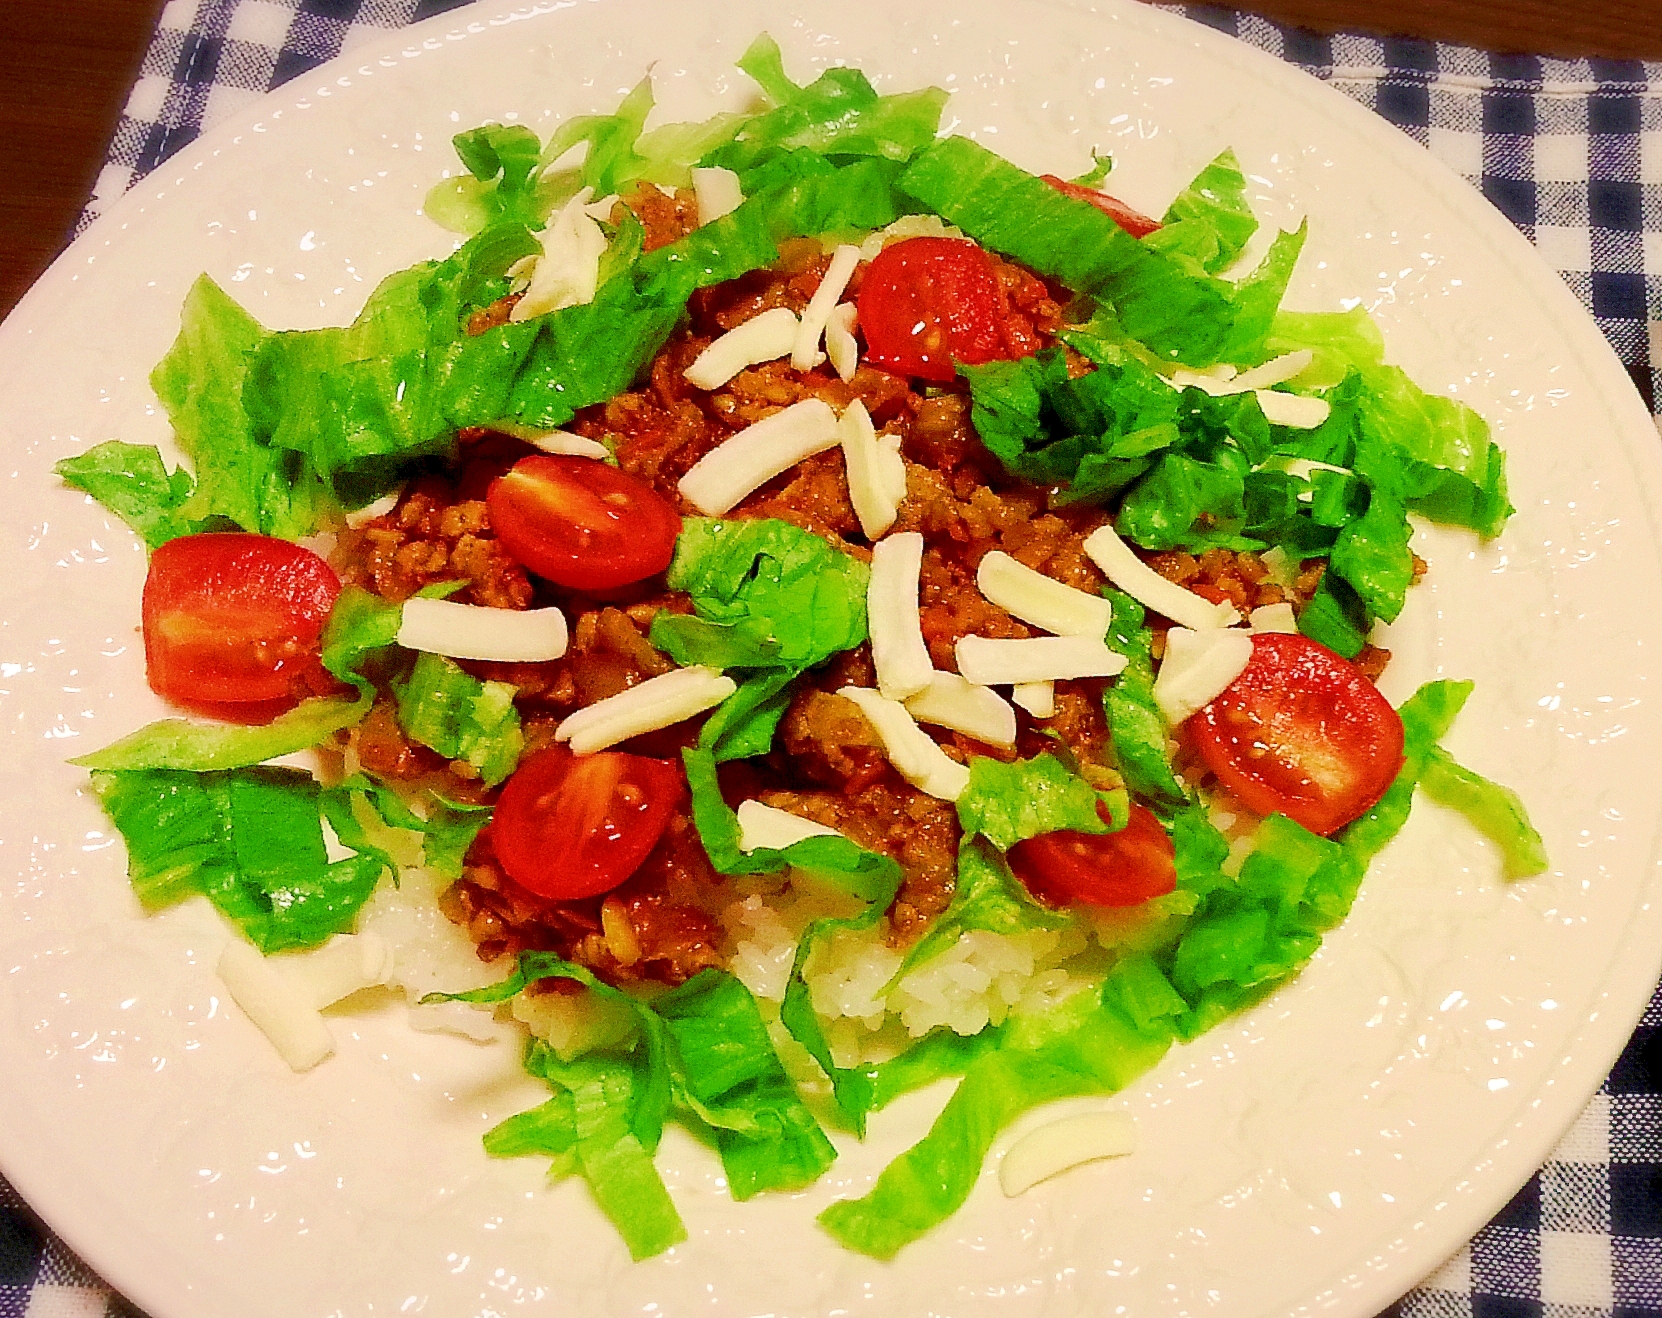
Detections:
1187,632,1405,837
857,236,1019,384
141,532,341,710
491,746,682,901
1039,175,1162,238
1009,803,1177,909
486,455,681,591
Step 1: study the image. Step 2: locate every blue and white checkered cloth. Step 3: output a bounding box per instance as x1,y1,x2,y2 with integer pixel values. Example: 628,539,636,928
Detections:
4,3,1658,1315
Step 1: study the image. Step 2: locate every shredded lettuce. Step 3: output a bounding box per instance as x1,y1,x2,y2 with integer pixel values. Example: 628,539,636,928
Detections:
818,969,1177,1258
394,652,523,787
652,517,869,672
67,696,366,772
901,137,1307,369
89,766,387,952
955,753,1120,850
1420,745,1549,879
428,953,834,1258
1102,590,1188,807
1144,149,1257,275
54,441,195,549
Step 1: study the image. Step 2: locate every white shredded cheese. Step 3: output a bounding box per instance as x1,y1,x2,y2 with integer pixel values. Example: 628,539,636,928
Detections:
1082,524,1240,630
1249,602,1298,634
277,933,393,1011
471,417,610,458
998,1110,1137,1196
1275,457,1352,482
580,193,621,221
838,686,970,801
406,1001,500,1042
1011,681,1055,718
555,666,737,755
955,634,1128,686
1169,351,1310,395
510,187,608,321
690,166,743,226
1231,350,1314,391
736,800,841,852
792,244,861,370
1151,626,1255,724
839,399,906,540
218,940,334,1073
397,597,569,663
677,397,841,515
868,532,933,701
344,491,401,528
903,670,1018,748
525,430,610,460
683,306,801,391
825,302,859,382
976,551,1113,638
1256,390,1331,429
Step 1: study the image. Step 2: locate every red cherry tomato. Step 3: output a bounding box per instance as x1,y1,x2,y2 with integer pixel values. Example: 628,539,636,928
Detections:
491,745,682,901
141,532,341,710
857,236,1020,383
486,455,681,591
1039,175,1162,238
1009,802,1177,908
1187,633,1405,837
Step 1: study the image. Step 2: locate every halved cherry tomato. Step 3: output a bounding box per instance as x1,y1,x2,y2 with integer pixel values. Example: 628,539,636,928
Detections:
491,745,682,900
1009,802,1177,908
1039,175,1162,238
486,455,681,591
1187,633,1405,837
141,532,341,710
857,236,1020,383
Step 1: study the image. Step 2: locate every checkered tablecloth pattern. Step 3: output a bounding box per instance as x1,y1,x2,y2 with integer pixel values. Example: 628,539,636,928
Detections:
5,2,1659,1316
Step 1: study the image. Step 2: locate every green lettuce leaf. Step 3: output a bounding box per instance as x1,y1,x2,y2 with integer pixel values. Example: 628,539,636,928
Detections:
150,275,334,539
1102,590,1188,806
817,972,1176,1258
654,517,869,671
394,651,523,787
1419,745,1548,879
433,953,834,1257
713,34,948,177
54,441,195,549
69,696,366,772
1146,148,1258,274
88,766,386,952
954,753,1117,851
654,969,837,1198
899,136,1239,365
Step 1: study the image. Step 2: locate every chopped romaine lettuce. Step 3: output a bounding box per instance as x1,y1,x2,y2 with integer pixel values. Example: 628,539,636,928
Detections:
89,766,386,952
54,441,194,549
955,753,1119,851
394,651,523,787
69,695,365,772
818,971,1177,1258
654,517,869,672
429,953,833,1257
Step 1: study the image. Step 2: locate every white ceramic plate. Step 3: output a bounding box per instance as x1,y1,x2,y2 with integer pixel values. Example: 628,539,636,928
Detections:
2,2,1659,1315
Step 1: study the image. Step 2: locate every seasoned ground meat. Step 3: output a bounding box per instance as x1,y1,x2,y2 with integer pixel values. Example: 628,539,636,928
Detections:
346,236,1396,985
442,810,730,985
334,485,532,609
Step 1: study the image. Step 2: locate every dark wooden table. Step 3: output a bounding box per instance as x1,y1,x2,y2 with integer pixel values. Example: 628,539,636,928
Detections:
1,0,1659,321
